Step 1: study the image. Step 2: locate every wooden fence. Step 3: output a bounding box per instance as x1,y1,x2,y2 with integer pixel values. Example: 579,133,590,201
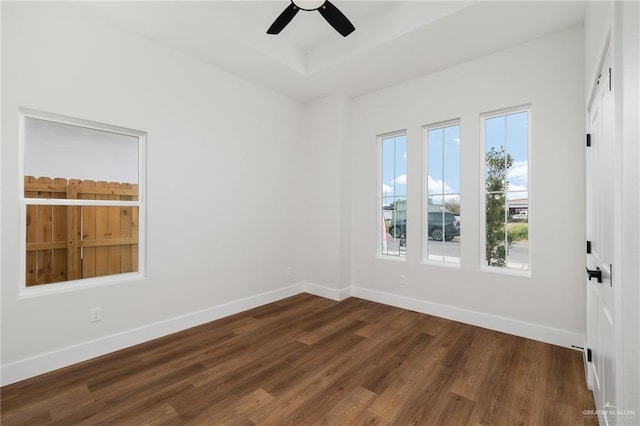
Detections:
25,176,139,286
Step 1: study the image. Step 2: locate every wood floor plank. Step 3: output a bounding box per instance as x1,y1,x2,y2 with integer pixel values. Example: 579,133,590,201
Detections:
0,294,595,425
318,385,377,425
361,331,434,395
184,387,275,425
116,402,181,426
431,392,476,426
53,375,195,425
448,327,505,400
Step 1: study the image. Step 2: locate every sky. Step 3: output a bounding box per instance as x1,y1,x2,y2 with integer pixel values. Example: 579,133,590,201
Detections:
427,124,460,202
485,111,529,196
381,134,407,205
24,117,139,184
382,111,528,206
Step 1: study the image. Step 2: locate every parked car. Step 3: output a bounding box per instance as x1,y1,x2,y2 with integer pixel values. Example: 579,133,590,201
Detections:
387,213,460,241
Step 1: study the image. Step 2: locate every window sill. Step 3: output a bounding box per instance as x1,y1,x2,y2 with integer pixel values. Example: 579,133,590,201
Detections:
376,254,407,262
18,272,146,299
480,265,531,278
422,259,461,268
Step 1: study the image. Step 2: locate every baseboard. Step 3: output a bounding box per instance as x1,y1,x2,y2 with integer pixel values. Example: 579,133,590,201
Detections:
350,286,583,349
1,283,304,386
303,282,351,301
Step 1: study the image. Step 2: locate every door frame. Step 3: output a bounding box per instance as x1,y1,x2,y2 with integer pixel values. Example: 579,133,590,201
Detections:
613,1,640,422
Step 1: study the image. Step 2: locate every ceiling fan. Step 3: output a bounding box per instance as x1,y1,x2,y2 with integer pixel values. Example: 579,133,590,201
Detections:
267,0,356,37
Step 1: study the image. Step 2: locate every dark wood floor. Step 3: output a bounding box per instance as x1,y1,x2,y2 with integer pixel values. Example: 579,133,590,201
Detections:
1,294,596,425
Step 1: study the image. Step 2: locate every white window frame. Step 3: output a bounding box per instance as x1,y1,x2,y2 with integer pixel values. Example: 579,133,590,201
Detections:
422,119,461,267
480,105,531,276
18,108,147,298
377,130,407,260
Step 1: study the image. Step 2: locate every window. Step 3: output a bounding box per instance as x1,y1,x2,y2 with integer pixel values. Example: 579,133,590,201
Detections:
380,132,407,257
482,108,529,271
20,109,145,294
425,121,461,263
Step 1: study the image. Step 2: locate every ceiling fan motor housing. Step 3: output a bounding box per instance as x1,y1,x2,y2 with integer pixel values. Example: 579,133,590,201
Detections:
292,0,326,11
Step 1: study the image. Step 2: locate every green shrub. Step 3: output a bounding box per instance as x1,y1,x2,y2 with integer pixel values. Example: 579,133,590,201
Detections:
507,223,528,242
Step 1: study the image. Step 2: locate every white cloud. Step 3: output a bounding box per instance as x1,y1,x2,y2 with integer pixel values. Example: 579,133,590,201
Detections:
452,137,460,145
508,183,528,192
428,175,456,194
509,160,528,185
403,151,407,160
382,183,393,194
391,174,407,185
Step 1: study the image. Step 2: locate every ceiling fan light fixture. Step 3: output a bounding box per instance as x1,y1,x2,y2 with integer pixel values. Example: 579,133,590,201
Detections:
292,0,326,11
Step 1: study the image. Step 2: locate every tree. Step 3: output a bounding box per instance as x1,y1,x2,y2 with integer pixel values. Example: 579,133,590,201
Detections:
485,147,513,266
443,199,460,214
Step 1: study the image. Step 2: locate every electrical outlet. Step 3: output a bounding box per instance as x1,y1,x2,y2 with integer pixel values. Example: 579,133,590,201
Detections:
399,275,406,285
286,267,293,277
90,307,102,323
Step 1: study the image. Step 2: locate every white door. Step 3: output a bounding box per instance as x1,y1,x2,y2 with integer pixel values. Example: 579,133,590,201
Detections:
586,47,617,425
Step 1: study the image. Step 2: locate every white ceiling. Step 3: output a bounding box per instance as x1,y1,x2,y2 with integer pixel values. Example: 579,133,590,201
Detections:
76,1,586,103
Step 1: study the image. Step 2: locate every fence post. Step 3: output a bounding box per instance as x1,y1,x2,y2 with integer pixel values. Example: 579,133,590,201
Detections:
66,180,81,280
52,177,68,282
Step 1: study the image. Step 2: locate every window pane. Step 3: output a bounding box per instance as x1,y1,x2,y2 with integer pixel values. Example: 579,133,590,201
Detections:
381,134,407,257
484,116,505,152
25,202,139,286
484,109,529,271
427,199,444,262
485,193,507,267
394,135,407,197
506,112,528,191
443,125,460,194
25,117,139,193
427,128,443,195
382,139,395,197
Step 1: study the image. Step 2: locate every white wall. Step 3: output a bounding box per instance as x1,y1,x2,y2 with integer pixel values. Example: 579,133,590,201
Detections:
1,2,306,383
350,27,586,346
300,94,352,298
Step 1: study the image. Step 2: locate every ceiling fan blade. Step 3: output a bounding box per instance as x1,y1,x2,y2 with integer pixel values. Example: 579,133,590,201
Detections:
317,1,355,37
267,3,300,34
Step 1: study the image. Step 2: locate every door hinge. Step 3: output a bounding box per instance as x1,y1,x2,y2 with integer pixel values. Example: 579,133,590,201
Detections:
608,67,612,91
586,133,591,147
587,348,593,362
596,73,601,86
586,240,592,253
